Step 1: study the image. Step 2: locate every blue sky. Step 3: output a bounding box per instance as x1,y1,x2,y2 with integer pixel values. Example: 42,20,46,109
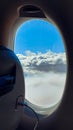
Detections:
14,19,65,54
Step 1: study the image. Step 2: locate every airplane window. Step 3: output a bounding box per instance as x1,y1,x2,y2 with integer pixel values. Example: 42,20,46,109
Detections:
14,19,67,115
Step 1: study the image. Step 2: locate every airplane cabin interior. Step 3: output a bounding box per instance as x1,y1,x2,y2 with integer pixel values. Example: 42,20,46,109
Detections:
0,0,73,130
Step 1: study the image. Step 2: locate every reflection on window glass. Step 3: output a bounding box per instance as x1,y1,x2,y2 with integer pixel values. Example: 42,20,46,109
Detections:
14,19,67,109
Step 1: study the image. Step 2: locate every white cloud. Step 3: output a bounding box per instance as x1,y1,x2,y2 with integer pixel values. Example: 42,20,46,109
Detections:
16,50,67,75
16,51,67,108
25,73,66,107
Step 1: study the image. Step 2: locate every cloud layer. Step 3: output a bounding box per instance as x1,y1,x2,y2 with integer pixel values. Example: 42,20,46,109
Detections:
16,51,67,108
25,73,66,107
17,50,66,75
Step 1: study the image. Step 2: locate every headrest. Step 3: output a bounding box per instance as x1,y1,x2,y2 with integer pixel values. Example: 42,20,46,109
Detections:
0,45,17,96
0,45,25,130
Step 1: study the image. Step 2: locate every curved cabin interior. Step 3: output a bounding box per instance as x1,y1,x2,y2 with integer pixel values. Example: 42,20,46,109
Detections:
0,0,73,130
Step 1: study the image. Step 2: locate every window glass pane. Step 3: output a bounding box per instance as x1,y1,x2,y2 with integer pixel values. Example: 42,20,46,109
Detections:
14,19,67,112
